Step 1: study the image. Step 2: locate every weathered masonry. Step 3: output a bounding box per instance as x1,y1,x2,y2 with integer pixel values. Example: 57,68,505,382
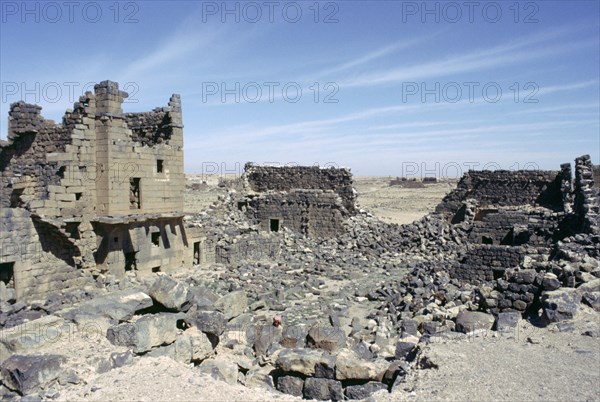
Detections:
0,81,201,301
436,156,599,284
239,164,357,237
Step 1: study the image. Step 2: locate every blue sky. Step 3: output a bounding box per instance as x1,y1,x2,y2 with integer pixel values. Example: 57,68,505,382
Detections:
1,0,599,176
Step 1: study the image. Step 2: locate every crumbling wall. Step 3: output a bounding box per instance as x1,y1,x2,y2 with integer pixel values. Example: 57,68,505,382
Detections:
574,155,599,235
0,81,187,301
125,109,173,146
244,190,346,237
245,164,356,214
468,209,561,247
436,170,563,217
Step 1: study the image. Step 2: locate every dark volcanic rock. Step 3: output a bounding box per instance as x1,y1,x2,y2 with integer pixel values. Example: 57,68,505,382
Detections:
276,375,304,396
345,381,387,399
304,378,343,401
1,354,66,395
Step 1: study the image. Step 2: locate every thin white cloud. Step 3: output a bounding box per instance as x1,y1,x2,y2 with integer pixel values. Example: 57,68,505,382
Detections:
342,31,596,88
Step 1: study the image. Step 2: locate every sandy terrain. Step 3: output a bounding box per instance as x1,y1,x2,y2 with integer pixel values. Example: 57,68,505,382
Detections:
353,177,455,225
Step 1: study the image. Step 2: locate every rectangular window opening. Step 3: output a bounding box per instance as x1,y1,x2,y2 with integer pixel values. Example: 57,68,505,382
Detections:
270,219,280,232
193,242,201,265
125,251,137,271
157,159,164,173
75,192,82,201
151,232,160,247
130,178,141,209
0,262,15,288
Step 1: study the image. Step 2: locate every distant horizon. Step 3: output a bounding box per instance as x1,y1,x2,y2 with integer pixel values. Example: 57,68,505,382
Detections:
2,1,598,176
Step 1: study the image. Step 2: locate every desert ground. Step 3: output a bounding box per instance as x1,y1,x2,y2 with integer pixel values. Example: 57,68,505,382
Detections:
2,175,597,402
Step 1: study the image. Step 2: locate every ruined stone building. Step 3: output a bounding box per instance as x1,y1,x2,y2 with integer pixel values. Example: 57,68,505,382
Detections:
435,155,599,285
0,81,201,301
239,164,357,237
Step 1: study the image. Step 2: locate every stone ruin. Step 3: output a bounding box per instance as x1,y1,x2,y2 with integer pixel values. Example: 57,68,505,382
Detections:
0,81,598,401
239,163,356,237
0,82,362,303
0,81,197,302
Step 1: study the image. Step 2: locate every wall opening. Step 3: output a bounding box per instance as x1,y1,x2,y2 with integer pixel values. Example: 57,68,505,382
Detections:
193,241,201,265
500,229,514,246
65,222,81,239
270,219,280,232
125,251,137,271
481,235,494,245
9,188,24,208
151,231,160,247
0,262,15,288
237,201,248,211
75,192,82,201
130,178,141,209
152,266,161,273
157,159,164,173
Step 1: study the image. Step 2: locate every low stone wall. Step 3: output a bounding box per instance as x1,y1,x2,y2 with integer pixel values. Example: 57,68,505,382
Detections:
451,245,525,283
245,164,356,214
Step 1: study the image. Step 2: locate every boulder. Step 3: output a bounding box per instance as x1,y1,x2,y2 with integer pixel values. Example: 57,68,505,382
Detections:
186,286,219,310
542,288,582,322
149,276,189,311
147,333,192,364
56,289,153,325
276,348,328,376
0,315,66,362
214,291,248,319
1,354,66,395
578,279,600,312
307,325,346,352
280,325,307,348
106,313,181,353
335,349,388,381
254,325,282,356
185,310,226,336
314,352,336,379
110,351,134,368
542,273,561,291
245,365,275,389
496,311,521,332
276,375,304,396
345,381,387,399
304,378,343,401
395,339,418,360
198,359,238,385
187,327,216,361
455,311,495,333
